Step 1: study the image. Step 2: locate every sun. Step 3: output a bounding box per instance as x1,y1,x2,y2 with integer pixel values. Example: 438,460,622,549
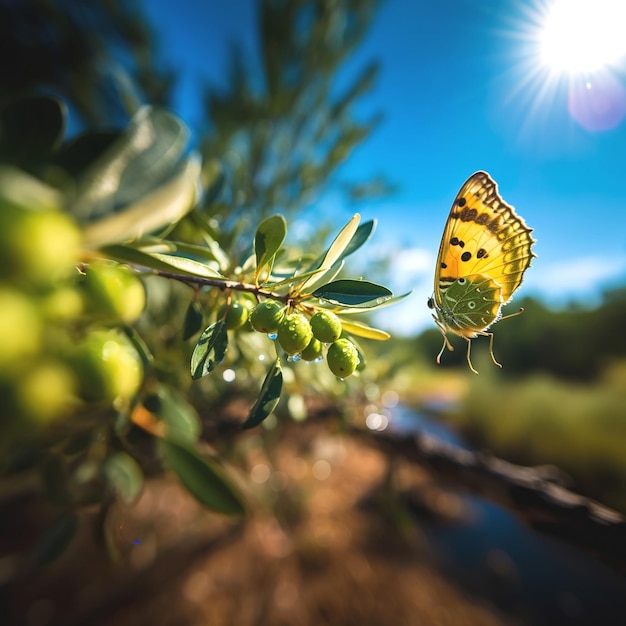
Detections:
504,0,626,132
539,0,626,75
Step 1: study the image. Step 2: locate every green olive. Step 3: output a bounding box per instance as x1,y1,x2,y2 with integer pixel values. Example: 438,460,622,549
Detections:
41,286,84,321
0,203,80,285
82,262,146,323
15,361,76,424
73,329,143,404
301,337,323,361
277,312,313,355
250,300,285,333
217,301,250,330
0,287,42,372
310,310,342,343
326,338,359,378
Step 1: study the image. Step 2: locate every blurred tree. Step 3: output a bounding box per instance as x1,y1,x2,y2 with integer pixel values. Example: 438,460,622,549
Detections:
200,0,386,244
414,289,626,380
0,0,175,126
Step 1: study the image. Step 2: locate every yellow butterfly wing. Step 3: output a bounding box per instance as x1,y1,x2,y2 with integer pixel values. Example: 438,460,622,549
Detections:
430,171,536,373
434,171,536,308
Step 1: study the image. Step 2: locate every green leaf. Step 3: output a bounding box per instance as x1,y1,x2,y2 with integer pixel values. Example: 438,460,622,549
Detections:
82,155,200,247
341,219,376,259
151,386,202,443
100,244,223,279
116,108,190,207
148,252,224,278
32,513,78,566
159,439,245,515
0,166,62,212
71,106,190,220
294,219,374,294
337,291,413,314
299,213,360,292
267,261,342,289
183,299,204,340
242,360,283,429
190,321,228,379
103,452,144,504
121,325,154,370
188,209,220,241
313,279,393,307
340,319,390,340
255,214,287,281
161,240,228,266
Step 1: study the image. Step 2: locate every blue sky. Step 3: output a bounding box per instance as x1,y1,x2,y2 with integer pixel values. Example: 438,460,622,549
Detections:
144,0,626,334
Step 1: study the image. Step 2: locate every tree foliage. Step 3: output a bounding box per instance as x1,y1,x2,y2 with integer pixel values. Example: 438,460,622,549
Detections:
0,0,405,570
200,0,384,239
415,291,626,380
0,0,175,125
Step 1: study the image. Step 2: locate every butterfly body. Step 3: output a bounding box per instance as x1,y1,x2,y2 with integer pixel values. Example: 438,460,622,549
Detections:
430,172,535,373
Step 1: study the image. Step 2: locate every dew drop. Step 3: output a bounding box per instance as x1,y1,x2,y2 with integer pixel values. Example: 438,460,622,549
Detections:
292,354,302,362
268,332,278,340
314,356,324,363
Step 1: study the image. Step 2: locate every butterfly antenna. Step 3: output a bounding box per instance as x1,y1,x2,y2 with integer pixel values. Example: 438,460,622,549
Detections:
500,307,524,322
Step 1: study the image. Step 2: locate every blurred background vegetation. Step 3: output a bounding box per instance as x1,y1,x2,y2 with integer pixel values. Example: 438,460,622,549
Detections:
2,0,626,625
381,288,626,512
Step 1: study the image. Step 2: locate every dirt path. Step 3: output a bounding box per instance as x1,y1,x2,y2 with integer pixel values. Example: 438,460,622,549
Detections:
4,420,514,626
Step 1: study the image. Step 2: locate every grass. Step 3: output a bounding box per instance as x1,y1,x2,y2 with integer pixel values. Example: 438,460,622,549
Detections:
440,359,626,512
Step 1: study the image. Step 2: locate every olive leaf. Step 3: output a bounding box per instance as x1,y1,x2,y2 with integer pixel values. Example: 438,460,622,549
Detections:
183,299,204,340
298,213,360,292
32,513,79,566
242,359,283,429
103,452,144,503
313,279,392,307
159,439,245,515
101,244,224,279
254,214,287,282
190,320,228,379
340,318,390,340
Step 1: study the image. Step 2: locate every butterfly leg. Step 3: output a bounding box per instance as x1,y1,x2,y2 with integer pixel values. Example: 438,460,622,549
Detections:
433,316,454,364
486,331,502,368
482,308,522,368
436,336,451,364
463,337,479,375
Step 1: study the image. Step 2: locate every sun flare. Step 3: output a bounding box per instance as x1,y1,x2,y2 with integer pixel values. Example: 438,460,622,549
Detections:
539,0,626,75
506,0,626,132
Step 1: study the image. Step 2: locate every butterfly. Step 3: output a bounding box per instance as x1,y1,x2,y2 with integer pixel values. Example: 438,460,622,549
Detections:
428,171,536,374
